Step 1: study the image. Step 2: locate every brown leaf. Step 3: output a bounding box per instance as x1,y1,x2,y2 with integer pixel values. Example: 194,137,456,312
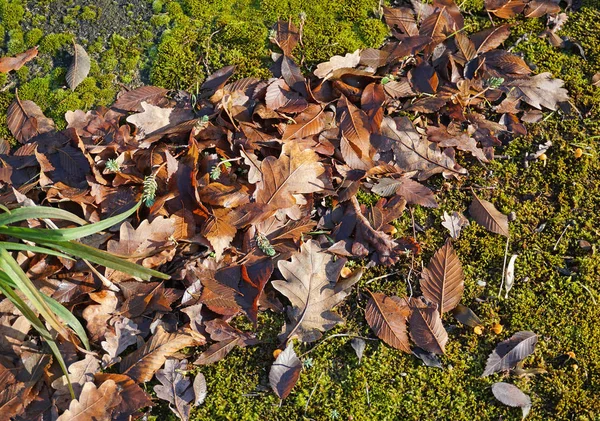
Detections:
485,0,527,18
255,142,328,210
372,177,438,208
420,239,465,315
483,331,538,376
194,319,257,365
337,95,374,170
113,86,169,112
381,116,467,180
265,79,308,113
313,50,361,80
120,326,202,383
202,207,237,260
469,193,509,237
272,20,300,57
154,359,194,421
94,373,153,419
269,341,301,400
0,46,38,73
101,318,140,367
441,211,469,239
409,297,448,354
524,0,560,17
7,94,55,143
383,6,419,36
471,25,511,55
361,83,385,133
281,104,325,141
502,73,569,110
365,292,410,352
66,44,91,91
273,240,358,343
56,380,122,421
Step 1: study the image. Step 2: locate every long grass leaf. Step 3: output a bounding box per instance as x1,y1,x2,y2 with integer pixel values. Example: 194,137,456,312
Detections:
0,206,88,226
0,281,75,398
0,201,141,242
38,240,169,280
0,248,71,340
0,242,74,259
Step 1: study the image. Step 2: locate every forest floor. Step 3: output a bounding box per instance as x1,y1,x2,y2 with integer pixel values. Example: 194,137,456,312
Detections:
1,0,600,420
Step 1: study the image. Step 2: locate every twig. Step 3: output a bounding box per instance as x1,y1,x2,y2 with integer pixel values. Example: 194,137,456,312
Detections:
553,223,572,251
365,270,400,284
299,334,377,358
304,372,325,414
498,235,511,298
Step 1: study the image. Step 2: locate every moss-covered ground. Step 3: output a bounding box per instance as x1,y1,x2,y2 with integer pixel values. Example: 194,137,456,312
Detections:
2,0,600,420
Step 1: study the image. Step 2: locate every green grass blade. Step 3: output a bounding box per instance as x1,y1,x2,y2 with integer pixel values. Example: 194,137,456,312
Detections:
0,206,88,226
38,240,170,280
0,280,75,398
0,242,74,260
0,248,71,340
0,201,141,242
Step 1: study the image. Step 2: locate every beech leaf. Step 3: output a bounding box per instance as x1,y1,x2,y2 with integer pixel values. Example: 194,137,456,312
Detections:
0,46,38,73
365,291,411,352
420,239,465,315
409,297,448,354
6,94,55,143
66,44,91,90
269,341,301,400
482,331,538,376
469,194,510,237
492,382,532,419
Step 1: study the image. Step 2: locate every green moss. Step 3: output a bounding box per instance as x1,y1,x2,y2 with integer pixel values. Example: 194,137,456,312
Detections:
39,32,74,55
0,0,24,30
6,28,24,55
25,28,44,48
80,6,98,21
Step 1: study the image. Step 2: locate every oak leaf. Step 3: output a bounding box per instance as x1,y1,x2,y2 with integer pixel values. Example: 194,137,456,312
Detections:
56,380,121,421
154,359,194,421
273,240,358,343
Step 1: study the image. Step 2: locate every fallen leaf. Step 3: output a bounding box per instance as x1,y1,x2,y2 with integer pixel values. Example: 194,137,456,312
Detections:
94,373,153,419
409,297,448,354
441,211,469,239
492,382,532,419
350,338,366,364
120,326,202,383
452,303,483,328
420,239,465,315
273,240,357,343
57,380,122,421
66,44,91,90
154,359,194,421
482,331,538,376
126,102,173,139
469,193,510,237
7,94,55,143
0,46,38,73
504,254,518,298
193,373,207,406
503,73,569,110
269,341,301,400
101,317,140,367
314,50,361,79
365,291,411,352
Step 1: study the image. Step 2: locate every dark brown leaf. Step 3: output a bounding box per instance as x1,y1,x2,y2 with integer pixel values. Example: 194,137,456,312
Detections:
7,94,55,143
420,239,465,315
469,193,510,237
269,341,301,400
365,292,411,352
409,297,448,354
482,331,538,376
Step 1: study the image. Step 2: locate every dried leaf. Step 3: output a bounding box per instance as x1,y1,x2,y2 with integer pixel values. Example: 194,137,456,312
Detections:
492,382,532,419
126,102,174,139
337,95,374,170
66,44,91,90
350,338,366,364
381,116,467,180
94,373,153,419
7,94,55,143
193,373,207,406
452,303,483,328
409,297,448,354
154,359,194,421
269,341,301,400
273,240,357,343
482,331,538,376
314,50,361,79
120,326,202,383
420,239,465,315
101,318,140,367
365,292,411,352
504,254,518,298
441,211,469,239
485,0,527,18
503,73,569,110
0,46,38,73
56,380,121,421
272,20,300,57
469,194,510,237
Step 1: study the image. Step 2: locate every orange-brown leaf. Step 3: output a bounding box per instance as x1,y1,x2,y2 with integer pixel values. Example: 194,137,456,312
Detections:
365,292,411,352
0,46,38,73
409,297,448,354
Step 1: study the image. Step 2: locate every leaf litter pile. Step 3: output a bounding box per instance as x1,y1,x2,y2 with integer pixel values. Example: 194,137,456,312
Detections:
0,1,574,419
